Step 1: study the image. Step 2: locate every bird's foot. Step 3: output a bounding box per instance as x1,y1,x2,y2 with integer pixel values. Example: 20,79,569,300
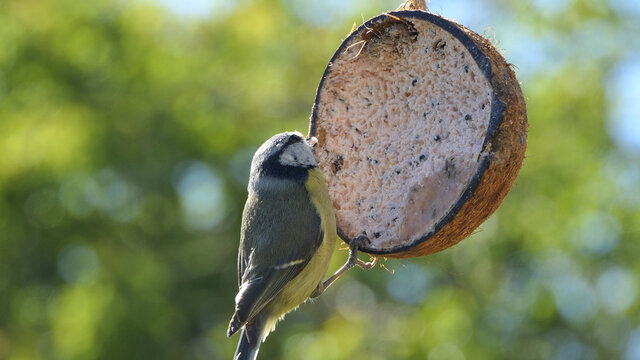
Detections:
309,234,377,298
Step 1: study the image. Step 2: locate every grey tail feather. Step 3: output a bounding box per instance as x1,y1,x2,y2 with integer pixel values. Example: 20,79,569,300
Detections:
227,313,242,337
233,327,261,360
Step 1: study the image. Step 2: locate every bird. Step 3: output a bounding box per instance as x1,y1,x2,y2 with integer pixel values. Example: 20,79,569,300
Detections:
227,132,339,360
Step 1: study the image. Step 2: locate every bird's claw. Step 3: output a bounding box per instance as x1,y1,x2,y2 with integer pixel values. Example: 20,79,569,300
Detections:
312,233,377,298
350,234,376,270
355,257,377,270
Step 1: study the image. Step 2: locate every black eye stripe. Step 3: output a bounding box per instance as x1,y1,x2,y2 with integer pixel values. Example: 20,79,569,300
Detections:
283,135,303,148
267,134,306,166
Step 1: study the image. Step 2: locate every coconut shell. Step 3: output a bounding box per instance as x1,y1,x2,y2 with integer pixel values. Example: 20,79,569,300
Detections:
309,11,527,258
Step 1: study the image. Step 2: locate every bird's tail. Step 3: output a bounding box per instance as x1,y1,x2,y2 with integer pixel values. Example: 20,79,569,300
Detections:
233,327,261,360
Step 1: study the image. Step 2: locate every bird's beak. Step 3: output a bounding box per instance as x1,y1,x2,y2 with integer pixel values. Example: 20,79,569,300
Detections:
306,137,318,148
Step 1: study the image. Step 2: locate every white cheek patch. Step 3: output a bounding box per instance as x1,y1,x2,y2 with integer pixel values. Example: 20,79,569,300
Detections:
279,142,318,168
279,152,296,164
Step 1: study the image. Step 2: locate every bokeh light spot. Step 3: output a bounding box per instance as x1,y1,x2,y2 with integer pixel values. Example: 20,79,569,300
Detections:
386,263,432,304
97,170,143,222
59,173,96,217
550,273,598,324
555,341,597,360
607,56,640,153
569,212,620,255
610,0,640,17
596,266,638,314
57,244,100,284
175,161,226,232
58,170,143,222
626,329,640,360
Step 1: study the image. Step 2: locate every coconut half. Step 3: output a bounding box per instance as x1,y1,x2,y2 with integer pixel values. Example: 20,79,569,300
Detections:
309,11,528,258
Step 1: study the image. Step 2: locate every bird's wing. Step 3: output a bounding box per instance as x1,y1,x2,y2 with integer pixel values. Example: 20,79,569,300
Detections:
233,190,324,327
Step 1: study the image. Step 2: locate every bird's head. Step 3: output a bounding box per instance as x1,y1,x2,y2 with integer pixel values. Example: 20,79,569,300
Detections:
249,132,319,188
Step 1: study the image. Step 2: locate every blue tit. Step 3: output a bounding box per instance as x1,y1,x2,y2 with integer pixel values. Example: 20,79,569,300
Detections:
227,132,338,360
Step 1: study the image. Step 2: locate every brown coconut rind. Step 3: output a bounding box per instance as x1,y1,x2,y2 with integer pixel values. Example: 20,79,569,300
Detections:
309,11,528,258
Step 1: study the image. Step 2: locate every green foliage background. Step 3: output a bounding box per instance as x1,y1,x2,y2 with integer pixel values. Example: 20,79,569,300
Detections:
1,0,639,359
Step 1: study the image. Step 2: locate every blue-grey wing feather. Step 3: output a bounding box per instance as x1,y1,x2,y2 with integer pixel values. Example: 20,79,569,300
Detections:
233,185,324,326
